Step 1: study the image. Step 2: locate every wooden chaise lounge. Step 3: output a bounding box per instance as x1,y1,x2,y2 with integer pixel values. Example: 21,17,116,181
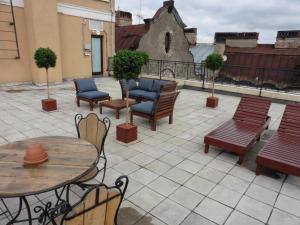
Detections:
204,95,272,164
256,103,300,176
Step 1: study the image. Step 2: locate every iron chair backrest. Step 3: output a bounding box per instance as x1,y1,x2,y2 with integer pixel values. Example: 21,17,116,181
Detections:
50,176,129,225
153,91,179,116
75,113,111,155
233,95,271,126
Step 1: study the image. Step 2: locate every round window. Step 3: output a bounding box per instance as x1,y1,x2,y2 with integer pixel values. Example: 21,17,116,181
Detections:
165,32,171,53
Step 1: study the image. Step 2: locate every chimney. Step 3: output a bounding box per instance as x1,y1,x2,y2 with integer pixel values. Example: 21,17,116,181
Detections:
275,30,300,49
116,11,132,26
163,0,175,7
144,19,152,30
184,28,197,46
214,32,259,48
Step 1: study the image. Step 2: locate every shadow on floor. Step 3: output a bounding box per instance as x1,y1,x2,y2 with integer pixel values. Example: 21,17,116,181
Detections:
119,207,157,225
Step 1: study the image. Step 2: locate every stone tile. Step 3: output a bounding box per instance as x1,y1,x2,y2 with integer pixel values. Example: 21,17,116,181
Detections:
130,168,159,185
225,211,264,225
236,196,272,223
286,175,300,187
148,176,180,197
125,179,144,198
246,183,278,205
163,167,192,185
176,159,204,174
216,152,239,164
188,152,214,165
119,201,147,225
197,166,226,183
194,198,232,224
253,174,284,192
151,199,190,225
220,175,250,194
113,160,140,175
160,153,184,166
207,158,234,173
281,182,300,201
275,194,300,217
208,185,242,208
268,208,300,225
135,214,167,225
185,176,215,195
129,153,155,167
181,212,216,225
169,186,204,210
145,160,171,175
229,165,256,182
128,187,164,212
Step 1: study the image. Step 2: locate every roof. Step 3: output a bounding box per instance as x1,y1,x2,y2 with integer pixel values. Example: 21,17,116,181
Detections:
190,43,214,63
115,24,148,51
153,5,186,28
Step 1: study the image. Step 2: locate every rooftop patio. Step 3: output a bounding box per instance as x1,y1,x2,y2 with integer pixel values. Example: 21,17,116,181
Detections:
0,77,300,225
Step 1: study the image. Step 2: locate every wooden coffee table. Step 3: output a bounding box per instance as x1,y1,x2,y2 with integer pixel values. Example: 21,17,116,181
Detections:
100,99,136,119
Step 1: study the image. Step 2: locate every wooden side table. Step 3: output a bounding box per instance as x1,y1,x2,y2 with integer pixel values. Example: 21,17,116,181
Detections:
100,99,136,119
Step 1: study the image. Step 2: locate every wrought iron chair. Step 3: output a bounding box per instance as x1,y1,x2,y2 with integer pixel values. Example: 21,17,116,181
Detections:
74,113,111,183
47,176,129,225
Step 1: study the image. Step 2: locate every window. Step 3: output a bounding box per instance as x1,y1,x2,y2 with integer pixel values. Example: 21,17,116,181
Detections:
165,32,171,53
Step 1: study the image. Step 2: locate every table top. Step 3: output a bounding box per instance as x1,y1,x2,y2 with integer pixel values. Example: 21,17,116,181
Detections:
100,99,136,109
0,136,98,198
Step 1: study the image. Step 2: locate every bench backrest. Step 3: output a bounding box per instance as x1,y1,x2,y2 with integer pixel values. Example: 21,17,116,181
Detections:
278,103,300,137
154,91,179,116
233,95,271,126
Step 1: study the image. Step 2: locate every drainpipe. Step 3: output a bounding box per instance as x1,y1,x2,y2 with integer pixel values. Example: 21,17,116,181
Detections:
109,0,115,76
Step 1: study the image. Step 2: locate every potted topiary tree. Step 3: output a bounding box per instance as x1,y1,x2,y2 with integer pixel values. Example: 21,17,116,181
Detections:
113,50,149,143
205,53,224,108
34,47,57,111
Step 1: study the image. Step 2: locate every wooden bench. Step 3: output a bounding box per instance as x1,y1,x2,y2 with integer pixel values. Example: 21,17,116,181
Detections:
204,95,272,164
256,103,300,176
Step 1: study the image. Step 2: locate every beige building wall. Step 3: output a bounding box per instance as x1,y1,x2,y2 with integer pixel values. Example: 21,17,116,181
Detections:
0,0,115,84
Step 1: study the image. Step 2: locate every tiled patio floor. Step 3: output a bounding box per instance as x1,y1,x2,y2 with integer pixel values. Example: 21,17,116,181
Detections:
1,78,300,225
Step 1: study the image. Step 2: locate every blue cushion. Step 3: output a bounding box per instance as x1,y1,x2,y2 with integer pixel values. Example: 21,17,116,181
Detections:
76,79,98,92
129,90,145,98
128,79,138,90
131,101,154,115
140,91,158,101
153,80,166,92
139,79,154,91
77,91,109,99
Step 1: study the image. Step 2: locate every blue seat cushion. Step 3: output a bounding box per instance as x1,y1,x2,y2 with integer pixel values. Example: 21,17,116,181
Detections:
129,90,158,100
139,79,154,91
76,79,98,92
128,79,138,90
153,80,166,92
131,101,154,115
77,91,109,99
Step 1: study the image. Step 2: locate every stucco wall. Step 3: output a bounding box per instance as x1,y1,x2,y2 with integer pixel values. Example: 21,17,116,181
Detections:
0,6,31,84
58,0,112,12
137,9,193,62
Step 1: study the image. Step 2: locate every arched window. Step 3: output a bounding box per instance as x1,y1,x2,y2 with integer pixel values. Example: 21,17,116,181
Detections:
165,32,171,53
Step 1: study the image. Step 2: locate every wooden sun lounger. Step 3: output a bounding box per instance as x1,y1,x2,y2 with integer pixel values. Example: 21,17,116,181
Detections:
256,103,300,176
204,95,272,164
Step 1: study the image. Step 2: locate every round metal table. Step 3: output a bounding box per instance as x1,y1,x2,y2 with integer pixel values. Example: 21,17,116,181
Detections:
0,136,98,224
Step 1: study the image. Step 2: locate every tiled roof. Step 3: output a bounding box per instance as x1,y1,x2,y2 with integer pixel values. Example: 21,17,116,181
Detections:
115,24,148,51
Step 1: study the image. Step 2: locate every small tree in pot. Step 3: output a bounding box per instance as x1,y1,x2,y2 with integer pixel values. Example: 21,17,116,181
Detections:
205,53,224,108
113,50,149,143
34,47,58,111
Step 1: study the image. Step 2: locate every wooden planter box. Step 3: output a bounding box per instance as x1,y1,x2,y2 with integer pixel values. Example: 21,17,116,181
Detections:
206,96,219,108
116,123,137,143
42,99,57,111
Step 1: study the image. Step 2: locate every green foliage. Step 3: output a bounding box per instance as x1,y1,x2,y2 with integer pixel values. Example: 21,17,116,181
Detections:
34,48,57,70
205,53,224,72
113,50,149,81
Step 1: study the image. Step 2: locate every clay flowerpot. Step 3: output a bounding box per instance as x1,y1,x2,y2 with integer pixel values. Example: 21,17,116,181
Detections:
206,96,219,108
42,98,57,111
116,123,138,144
24,143,48,165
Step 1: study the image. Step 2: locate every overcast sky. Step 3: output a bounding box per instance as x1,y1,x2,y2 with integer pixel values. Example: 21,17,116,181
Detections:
116,0,300,43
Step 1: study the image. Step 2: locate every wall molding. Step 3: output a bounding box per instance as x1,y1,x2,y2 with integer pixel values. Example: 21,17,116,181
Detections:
0,0,115,22
57,3,115,22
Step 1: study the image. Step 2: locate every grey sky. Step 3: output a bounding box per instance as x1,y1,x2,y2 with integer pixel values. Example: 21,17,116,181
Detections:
115,0,300,43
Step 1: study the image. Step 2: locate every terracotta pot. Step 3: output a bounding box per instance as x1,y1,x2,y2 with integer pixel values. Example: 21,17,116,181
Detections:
42,98,57,111
24,143,48,165
116,123,138,143
206,96,219,108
